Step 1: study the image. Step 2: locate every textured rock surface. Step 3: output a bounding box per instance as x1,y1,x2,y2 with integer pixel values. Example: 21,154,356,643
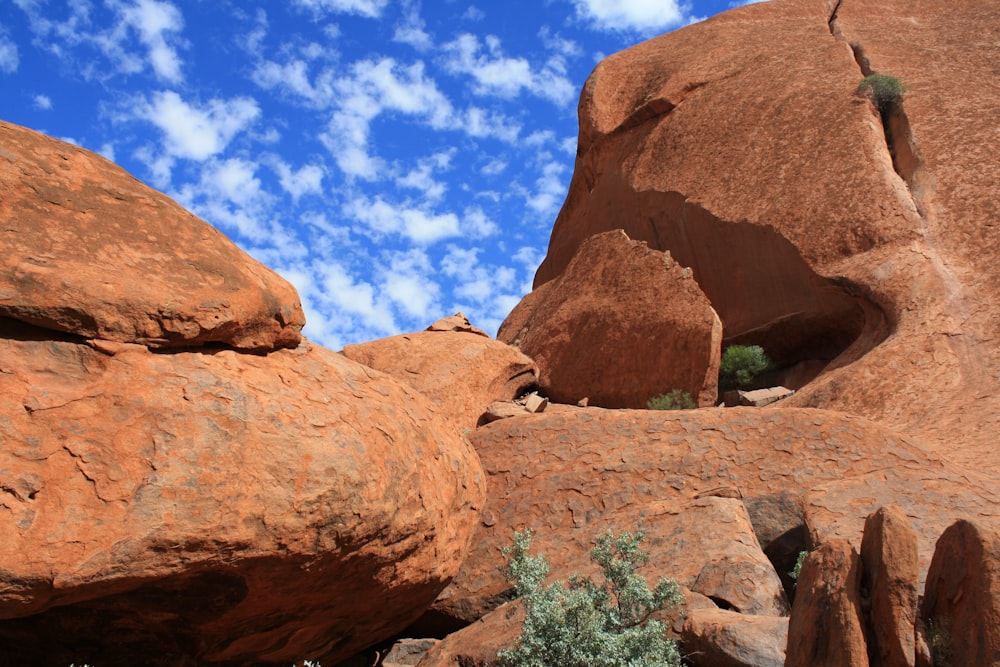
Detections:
785,539,869,667
0,120,304,351
518,0,1000,471
499,230,722,408
921,519,1000,667
341,328,538,430
681,608,787,667
860,505,919,667
0,329,484,663
431,407,1000,624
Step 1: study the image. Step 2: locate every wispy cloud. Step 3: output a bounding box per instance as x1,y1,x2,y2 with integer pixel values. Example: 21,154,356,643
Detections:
0,26,19,73
133,90,260,161
294,0,390,19
442,33,576,106
33,94,52,109
393,2,433,50
120,0,185,83
568,0,689,34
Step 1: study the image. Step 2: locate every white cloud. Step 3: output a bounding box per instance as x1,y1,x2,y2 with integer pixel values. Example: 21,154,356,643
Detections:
526,160,570,216
569,0,688,33
294,0,389,18
380,249,439,320
323,57,454,179
462,6,486,21
253,58,335,108
393,3,433,50
480,158,507,176
134,90,260,160
0,28,19,73
121,0,185,83
346,195,461,244
442,33,575,106
33,94,52,109
269,158,325,201
395,151,453,202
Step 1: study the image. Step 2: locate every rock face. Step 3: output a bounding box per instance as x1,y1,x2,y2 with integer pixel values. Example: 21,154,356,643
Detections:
341,323,538,431
785,539,869,667
498,230,722,408
860,505,919,667
921,520,1000,667
430,408,1000,626
0,121,304,351
681,608,787,667
511,0,1000,472
0,124,486,665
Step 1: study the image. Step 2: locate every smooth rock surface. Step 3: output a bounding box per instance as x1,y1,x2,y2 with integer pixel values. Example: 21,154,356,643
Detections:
682,607,787,667
0,321,485,665
860,505,918,667
921,519,1000,667
785,539,869,667
499,230,721,408
0,120,304,351
341,328,538,431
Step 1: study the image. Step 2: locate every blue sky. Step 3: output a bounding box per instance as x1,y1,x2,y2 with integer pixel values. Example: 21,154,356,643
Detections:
1,0,758,349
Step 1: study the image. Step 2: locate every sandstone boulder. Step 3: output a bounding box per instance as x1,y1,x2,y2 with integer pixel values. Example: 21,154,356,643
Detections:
860,505,919,667
0,320,486,665
431,407,1000,625
785,539,869,667
520,0,1000,471
341,326,538,431
681,608,787,667
921,519,1000,667
0,120,303,351
499,230,722,408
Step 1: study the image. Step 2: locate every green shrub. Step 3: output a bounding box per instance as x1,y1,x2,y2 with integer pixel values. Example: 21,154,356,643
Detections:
497,529,683,667
789,550,808,584
647,389,696,411
858,74,906,107
719,344,772,391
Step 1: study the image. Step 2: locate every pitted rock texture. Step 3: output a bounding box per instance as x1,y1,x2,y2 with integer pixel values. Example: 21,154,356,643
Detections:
860,505,919,667
921,519,1000,667
431,407,1000,625
499,230,722,408
341,327,539,431
518,0,1000,470
0,120,304,351
785,539,869,667
0,319,485,665
681,608,787,667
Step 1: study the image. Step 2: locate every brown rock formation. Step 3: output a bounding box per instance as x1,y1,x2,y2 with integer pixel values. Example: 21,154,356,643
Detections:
341,325,538,430
0,125,486,664
430,407,1000,626
785,539,869,667
681,608,787,667
514,0,1000,471
921,519,1000,667
860,505,919,667
498,230,722,408
0,121,304,351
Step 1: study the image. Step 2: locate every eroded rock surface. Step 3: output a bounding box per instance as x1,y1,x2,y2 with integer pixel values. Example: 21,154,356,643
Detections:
681,608,787,667
431,407,1000,625
0,121,303,351
499,230,721,408
0,323,486,665
341,325,538,431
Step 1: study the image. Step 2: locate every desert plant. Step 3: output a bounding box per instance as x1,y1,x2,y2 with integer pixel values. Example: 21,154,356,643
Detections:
858,74,906,108
497,528,683,667
789,550,808,584
718,344,772,391
926,618,952,667
647,389,696,411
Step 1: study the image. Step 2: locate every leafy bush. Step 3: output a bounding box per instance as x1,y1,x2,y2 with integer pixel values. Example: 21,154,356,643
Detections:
497,529,683,667
719,344,772,391
789,550,808,584
647,389,696,411
858,74,906,108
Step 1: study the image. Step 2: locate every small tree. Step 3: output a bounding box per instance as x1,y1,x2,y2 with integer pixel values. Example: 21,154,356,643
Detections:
858,74,906,109
719,344,772,391
647,389,696,411
497,529,683,667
